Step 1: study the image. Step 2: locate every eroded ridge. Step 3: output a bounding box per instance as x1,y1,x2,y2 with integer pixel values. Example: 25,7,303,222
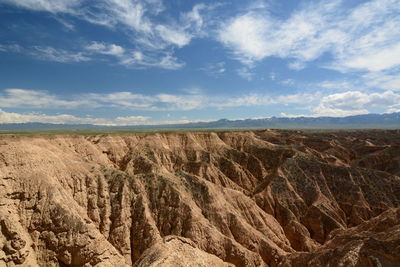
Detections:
0,130,399,266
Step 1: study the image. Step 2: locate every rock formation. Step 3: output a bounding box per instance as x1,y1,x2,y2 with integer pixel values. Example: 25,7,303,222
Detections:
0,130,399,266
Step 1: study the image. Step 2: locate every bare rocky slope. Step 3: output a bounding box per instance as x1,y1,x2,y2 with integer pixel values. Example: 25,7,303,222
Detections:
0,129,399,266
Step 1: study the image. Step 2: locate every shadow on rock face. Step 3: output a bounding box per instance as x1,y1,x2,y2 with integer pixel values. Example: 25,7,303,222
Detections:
0,130,399,266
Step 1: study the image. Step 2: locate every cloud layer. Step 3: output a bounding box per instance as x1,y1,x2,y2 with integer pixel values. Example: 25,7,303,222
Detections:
0,109,149,125
217,0,400,73
1,88,399,124
1,0,399,75
0,0,212,69
0,88,312,111
312,90,400,116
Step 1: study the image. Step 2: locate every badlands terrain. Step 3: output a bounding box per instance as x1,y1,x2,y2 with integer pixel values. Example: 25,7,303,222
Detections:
0,129,399,266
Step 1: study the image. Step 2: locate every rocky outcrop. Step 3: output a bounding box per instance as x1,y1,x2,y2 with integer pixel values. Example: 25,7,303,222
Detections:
0,130,399,266
136,235,234,267
281,207,400,266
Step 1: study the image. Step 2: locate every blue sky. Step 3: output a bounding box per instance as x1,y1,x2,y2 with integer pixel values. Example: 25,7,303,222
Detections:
0,0,399,125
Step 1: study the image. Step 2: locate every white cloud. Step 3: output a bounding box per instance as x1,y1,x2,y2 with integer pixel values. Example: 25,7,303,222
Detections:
0,89,92,108
31,46,90,63
215,94,271,108
321,91,400,110
181,88,202,95
114,115,150,123
200,62,226,77
80,91,204,111
157,54,186,69
218,12,271,63
217,1,340,65
386,107,400,113
155,25,191,47
211,92,317,108
363,71,400,91
0,108,215,125
0,109,150,125
0,0,215,69
181,4,206,33
85,42,125,57
0,0,81,13
313,72,399,93
85,1,211,50
280,79,295,86
312,90,400,116
0,88,317,112
312,108,369,117
54,17,76,30
2,88,399,122
317,80,352,90
85,91,155,109
156,94,205,110
335,43,400,72
275,93,317,104
0,44,90,63
149,4,211,48
0,42,184,69
86,0,152,32
288,61,306,71
279,113,313,118
119,51,184,70
145,0,164,14
236,67,255,81
4,0,399,77
217,0,400,75
247,0,269,10
0,44,23,53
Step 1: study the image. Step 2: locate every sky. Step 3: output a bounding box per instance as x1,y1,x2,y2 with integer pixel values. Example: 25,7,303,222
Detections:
0,0,399,125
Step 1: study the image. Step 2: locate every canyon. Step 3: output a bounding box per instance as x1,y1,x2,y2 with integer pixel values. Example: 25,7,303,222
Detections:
0,130,399,266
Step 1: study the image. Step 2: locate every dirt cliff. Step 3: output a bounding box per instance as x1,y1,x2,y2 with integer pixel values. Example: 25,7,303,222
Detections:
0,130,399,266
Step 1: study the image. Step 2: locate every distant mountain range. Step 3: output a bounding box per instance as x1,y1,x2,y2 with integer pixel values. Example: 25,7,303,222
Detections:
1,112,400,131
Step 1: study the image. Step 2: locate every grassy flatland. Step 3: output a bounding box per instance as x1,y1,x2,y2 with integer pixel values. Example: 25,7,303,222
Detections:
0,128,397,137
0,128,255,136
